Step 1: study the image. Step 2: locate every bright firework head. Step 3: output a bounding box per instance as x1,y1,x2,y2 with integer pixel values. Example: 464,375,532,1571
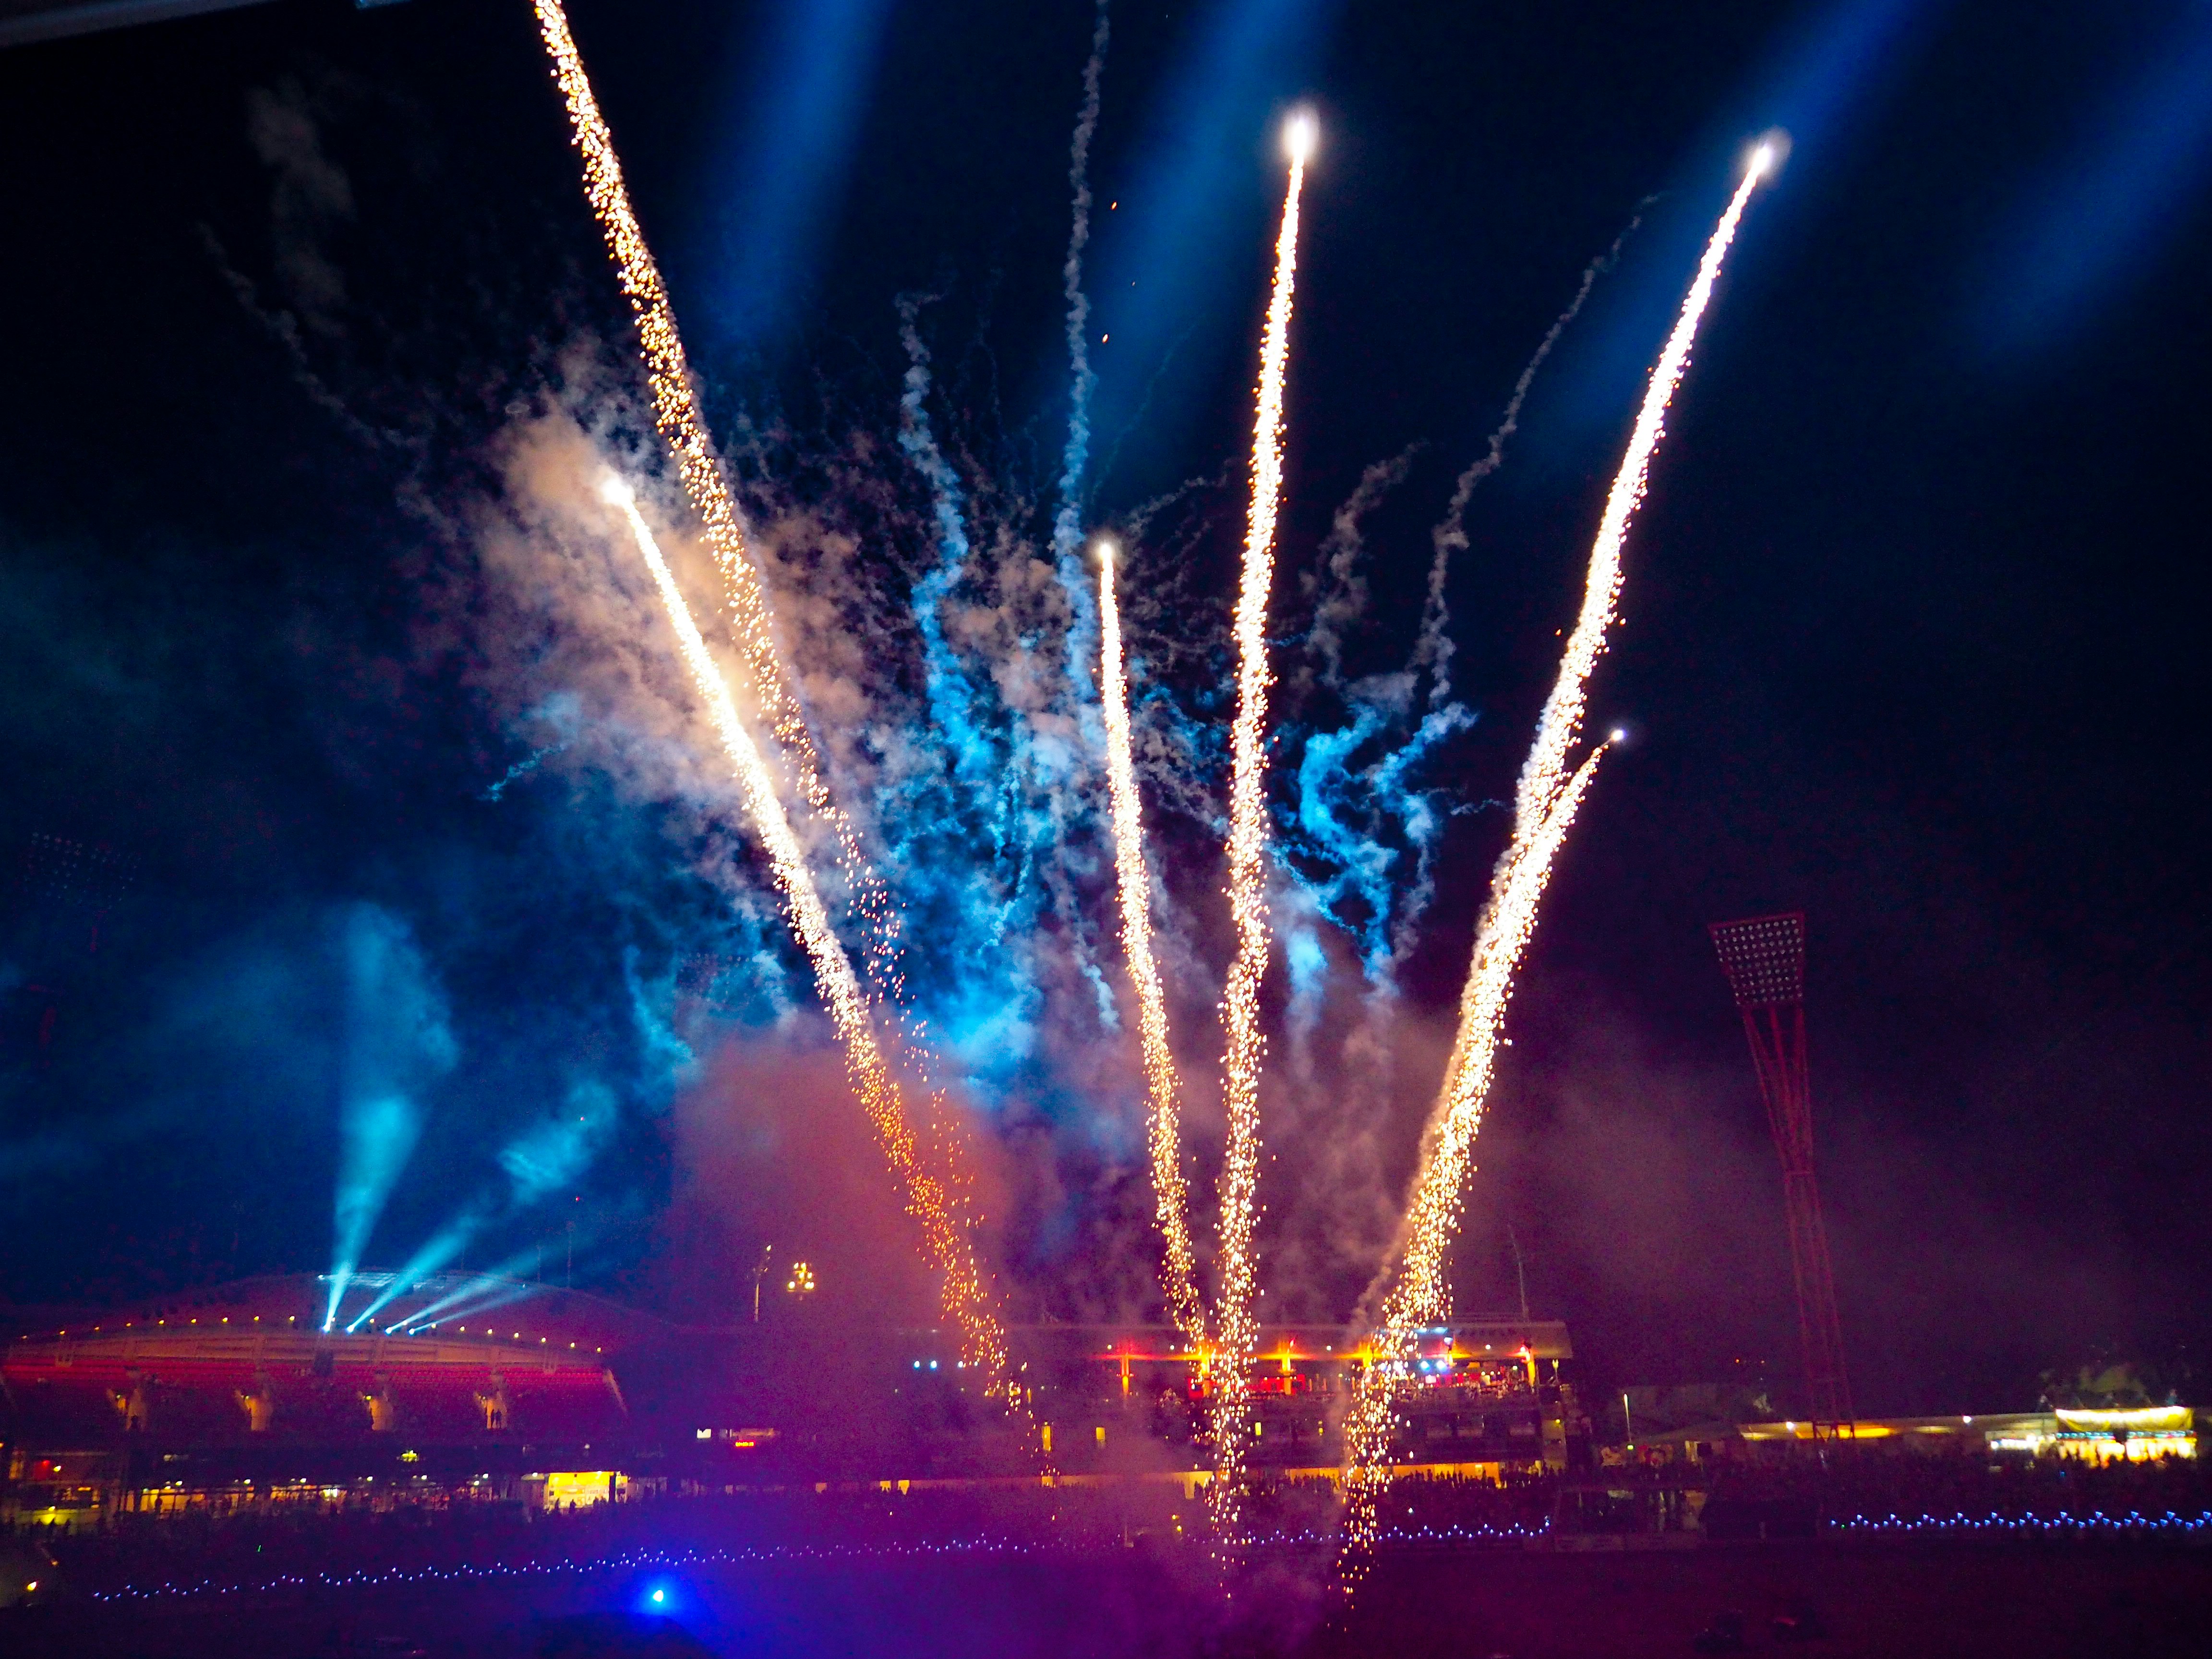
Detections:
1284,109,1318,164
1747,128,1791,181
597,472,636,508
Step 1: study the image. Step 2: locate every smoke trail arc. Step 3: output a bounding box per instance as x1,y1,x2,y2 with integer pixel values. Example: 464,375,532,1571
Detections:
1210,111,1314,1541
1416,210,1645,710
1098,542,1207,1350
1050,0,1113,706
1339,148,1773,1569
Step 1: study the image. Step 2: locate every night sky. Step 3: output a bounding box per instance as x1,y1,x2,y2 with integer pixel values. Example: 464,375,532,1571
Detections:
1,0,2207,1420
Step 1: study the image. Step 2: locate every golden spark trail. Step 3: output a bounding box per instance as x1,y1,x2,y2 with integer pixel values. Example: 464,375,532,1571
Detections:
1338,745,1606,1559
535,0,1012,1396
1211,112,1313,1540
531,0,902,992
606,485,1009,1391
1513,149,1769,849
1340,146,1773,1568
1098,542,1208,1350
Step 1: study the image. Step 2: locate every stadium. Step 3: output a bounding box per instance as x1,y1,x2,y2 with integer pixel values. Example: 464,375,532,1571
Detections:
3,1272,1595,1526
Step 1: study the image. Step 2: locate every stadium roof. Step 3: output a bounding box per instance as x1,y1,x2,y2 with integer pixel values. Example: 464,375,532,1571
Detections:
0,1272,672,1355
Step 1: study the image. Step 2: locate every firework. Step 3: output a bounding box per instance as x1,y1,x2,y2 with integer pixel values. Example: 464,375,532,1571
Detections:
1098,541,1208,1349
1339,742,1607,1558
1340,145,1773,1567
1510,146,1770,847
533,0,1021,1398
531,0,902,994
1210,111,1315,1539
604,482,1010,1394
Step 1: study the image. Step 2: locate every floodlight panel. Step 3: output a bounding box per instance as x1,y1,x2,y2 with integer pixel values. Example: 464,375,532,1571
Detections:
22,832,136,911
1710,912,1805,1008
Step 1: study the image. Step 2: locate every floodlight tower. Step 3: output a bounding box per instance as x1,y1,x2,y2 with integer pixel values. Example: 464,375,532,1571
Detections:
1708,913,1853,1428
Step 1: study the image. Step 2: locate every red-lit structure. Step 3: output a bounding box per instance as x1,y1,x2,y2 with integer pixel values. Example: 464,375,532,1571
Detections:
1709,913,1853,1427
1,1275,640,1523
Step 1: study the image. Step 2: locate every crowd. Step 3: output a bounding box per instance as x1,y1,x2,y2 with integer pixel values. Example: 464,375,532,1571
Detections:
10,1450,2207,1602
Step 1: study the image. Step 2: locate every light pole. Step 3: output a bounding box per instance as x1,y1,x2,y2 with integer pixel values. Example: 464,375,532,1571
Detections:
751,1245,774,1323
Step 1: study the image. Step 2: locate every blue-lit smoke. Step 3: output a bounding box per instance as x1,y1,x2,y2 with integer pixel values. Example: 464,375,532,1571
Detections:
1276,238,1638,997
481,740,568,802
326,904,457,1330
897,293,1003,816
623,948,696,1096
1280,688,1477,989
1049,0,1114,712
833,16,1141,1069
707,0,897,345
502,1079,620,1203
1977,4,2212,357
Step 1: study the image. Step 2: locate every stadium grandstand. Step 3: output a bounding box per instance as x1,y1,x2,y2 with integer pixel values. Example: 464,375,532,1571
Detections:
1,1274,651,1526
4,1274,1593,1526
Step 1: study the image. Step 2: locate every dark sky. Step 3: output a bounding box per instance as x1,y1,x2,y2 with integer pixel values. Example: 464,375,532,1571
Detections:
0,0,2207,1419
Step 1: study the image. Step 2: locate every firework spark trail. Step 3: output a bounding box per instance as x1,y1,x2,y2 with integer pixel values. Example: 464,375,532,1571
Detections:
535,1,1014,1395
605,484,1010,1394
1097,541,1208,1350
1050,0,1113,706
531,0,902,997
1210,114,1313,1540
1340,147,1772,1571
1414,210,1645,710
1337,744,1608,1559
1512,155,1766,858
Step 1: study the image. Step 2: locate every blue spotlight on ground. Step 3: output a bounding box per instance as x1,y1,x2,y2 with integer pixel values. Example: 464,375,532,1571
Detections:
636,1578,683,1617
